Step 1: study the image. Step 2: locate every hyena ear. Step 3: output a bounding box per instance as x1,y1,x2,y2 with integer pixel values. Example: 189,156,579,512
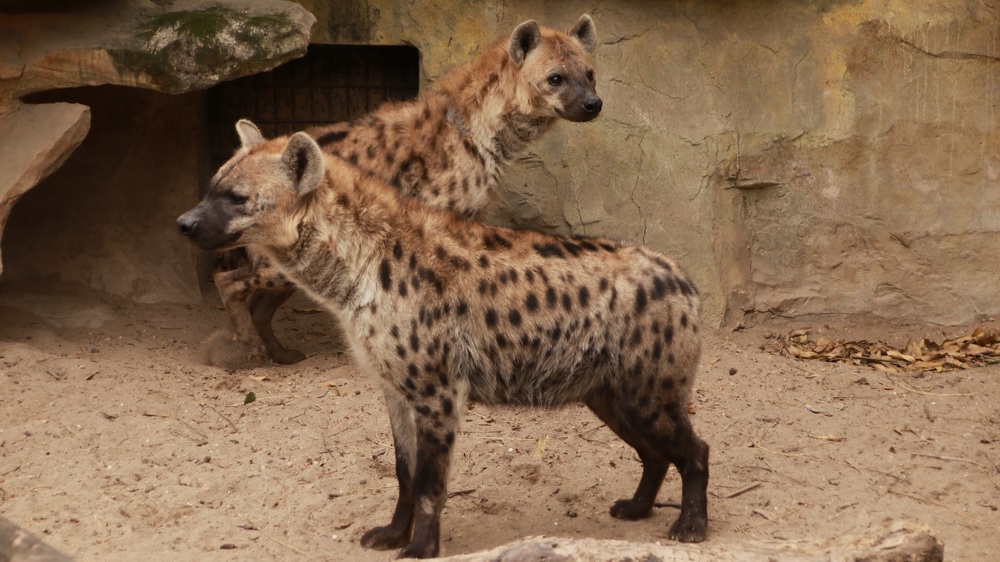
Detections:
236,119,265,149
281,132,325,196
508,20,541,65
568,15,597,53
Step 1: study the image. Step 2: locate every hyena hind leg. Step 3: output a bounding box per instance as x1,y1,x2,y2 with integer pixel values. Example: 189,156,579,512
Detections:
248,287,305,364
586,386,710,543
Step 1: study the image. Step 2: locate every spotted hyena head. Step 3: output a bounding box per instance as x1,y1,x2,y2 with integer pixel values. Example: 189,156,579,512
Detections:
510,15,602,122
176,120,323,252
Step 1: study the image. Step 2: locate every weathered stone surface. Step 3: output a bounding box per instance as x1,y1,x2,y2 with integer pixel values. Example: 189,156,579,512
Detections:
298,0,999,326
0,515,76,562
0,0,316,97
436,521,943,562
0,0,315,297
0,102,90,276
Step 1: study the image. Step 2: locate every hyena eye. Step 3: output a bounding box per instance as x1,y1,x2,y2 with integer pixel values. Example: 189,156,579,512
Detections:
226,192,249,206
547,74,564,86
586,70,595,82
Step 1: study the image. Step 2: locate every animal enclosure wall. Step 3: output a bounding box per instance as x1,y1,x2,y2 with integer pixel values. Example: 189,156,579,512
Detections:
297,0,999,326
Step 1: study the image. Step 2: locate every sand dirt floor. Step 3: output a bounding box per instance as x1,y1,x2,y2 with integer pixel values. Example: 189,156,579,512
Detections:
1,281,997,560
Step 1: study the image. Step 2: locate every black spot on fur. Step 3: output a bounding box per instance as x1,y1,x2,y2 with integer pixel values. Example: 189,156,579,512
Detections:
508,309,522,327
546,287,558,308
561,292,572,311
483,233,513,250
525,293,539,312
533,243,565,259
485,308,498,328
423,383,437,397
410,333,420,352
578,286,590,307
379,260,392,291
393,240,403,261
561,241,583,257
599,278,609,292
478,255,490,268
316,130,348,145
635,285,648,314
664,325,674,344
681,313,689,328
398,281,408,297
457,301,468,315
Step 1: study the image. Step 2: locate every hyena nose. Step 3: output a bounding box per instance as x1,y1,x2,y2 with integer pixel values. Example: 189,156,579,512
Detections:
176,215,198,237
583,96,603,115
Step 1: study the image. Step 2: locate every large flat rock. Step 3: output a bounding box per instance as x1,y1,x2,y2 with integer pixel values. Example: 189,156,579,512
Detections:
0,102,90,276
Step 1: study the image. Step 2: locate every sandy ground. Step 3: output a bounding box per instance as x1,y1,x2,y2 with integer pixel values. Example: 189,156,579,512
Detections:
1,281,998,561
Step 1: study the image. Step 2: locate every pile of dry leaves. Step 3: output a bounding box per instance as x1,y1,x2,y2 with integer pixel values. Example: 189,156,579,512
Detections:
770,327,1000,373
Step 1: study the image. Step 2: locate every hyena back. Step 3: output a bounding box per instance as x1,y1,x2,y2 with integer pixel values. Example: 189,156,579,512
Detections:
177,126,709,558
215,15,602,365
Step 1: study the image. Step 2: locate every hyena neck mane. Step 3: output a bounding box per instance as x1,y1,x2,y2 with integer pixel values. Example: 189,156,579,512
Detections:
259,160,422,312
439,41,554,166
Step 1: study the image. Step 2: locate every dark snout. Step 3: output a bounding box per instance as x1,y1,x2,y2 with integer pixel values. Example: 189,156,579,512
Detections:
176,210,199,238
581,95,602,118
559,89,603,122
175,204,241,251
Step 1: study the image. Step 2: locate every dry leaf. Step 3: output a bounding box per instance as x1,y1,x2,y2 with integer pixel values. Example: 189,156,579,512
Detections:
809,434,844,442
772,326,1000,374
532,435,549,460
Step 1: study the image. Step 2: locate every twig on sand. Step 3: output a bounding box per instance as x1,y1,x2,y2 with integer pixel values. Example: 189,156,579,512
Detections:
203,402,239,434
142,412,208,445
889,489,995,527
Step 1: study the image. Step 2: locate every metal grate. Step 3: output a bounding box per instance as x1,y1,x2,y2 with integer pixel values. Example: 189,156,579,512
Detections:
207,44,420,171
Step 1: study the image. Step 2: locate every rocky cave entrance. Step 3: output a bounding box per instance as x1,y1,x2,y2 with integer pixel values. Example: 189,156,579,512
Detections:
1,44,420,304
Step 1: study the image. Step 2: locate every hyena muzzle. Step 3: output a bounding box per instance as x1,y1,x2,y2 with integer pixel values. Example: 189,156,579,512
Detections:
177,125,708,558
208,15,602,365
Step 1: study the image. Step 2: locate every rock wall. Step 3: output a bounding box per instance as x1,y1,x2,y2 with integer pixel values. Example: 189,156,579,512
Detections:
296,0,999,326
0,0,315,302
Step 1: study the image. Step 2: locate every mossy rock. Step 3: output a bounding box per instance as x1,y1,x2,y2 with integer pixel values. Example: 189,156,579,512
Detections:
108,6,312,94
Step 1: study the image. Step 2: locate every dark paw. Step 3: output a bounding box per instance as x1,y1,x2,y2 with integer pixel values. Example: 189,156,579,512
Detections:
609,498,653,520
668,515,707,543
360,525,410,551
397,542,438,559
270,348,306,365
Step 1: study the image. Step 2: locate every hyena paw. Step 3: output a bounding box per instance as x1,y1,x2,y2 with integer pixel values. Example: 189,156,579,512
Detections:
270,347,306,365
397,541,438,559
668,514,707,543
609,498,653,520
360,525,410,551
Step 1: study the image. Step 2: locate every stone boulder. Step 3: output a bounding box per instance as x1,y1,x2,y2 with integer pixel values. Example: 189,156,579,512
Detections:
0,0,315,276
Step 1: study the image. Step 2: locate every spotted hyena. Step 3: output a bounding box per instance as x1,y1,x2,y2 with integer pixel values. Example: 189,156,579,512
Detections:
177,124,709,558
215,15,602,365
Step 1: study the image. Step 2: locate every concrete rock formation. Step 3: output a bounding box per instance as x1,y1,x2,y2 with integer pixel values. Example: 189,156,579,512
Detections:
0,0,314,279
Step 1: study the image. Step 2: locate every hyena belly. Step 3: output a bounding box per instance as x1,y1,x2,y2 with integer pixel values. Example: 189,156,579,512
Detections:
208,14,603,365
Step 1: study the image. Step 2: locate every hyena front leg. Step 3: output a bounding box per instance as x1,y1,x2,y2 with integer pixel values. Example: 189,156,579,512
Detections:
247,286,305,364
400,385,464,559
213,264,268,359
361,389,417,550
